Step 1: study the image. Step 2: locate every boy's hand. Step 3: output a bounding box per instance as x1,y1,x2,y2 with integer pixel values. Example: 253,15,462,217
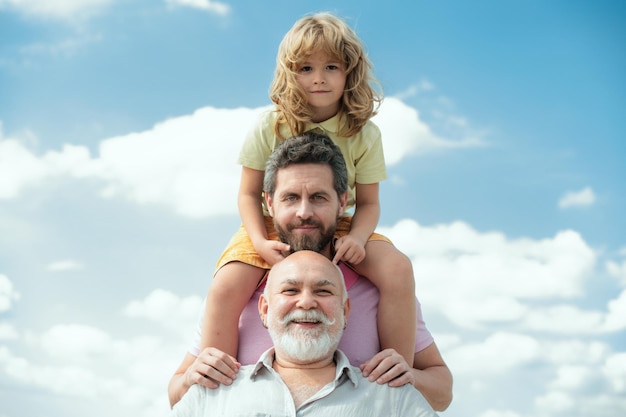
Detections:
332,234,366,265
186,347,241,390
256,239,291,266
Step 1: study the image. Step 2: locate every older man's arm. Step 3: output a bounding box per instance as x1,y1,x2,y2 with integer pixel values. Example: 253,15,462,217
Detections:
360,342,453,411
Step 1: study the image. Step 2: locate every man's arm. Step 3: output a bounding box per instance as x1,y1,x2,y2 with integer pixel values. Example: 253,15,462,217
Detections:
168,349,240,407
360,342,452,411
410,343,453,411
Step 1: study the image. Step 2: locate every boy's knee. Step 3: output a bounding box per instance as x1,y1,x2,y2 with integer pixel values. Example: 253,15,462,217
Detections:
381,252,415,292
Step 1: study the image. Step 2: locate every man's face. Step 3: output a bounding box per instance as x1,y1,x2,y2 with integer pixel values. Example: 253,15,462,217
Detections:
260,251,350,363
266,163,348,256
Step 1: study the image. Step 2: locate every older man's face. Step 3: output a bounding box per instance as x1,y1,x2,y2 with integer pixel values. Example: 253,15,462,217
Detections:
266,163,347,255
260,251,350,364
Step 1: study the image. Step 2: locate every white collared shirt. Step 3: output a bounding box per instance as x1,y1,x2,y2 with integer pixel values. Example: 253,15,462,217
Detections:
172,348,438,417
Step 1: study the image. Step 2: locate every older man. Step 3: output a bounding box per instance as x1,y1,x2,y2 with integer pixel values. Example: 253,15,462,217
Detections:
172,251,438,416
168,132,452,410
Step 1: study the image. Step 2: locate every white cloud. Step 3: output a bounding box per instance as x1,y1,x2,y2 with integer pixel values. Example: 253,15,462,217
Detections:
124,289,202,337
94,106,259,217
534,390,575,415
603,352,626,393
0,0,114,21
166,0,230,15
602,288,626,332
606,256,626,285
1,329,175,416
378,219,597,329
1,100,478,218
0,127,95,199
0,294,197,417
522,305,605,334
0,322,18,340
479,410,522,417
549,364,597,391
0,274,20,312
558,186,596,209
447,332,541,375
374,97,484,164
0,135,48,199
393,80,436,101
40,324,113,362
544,340,609,366
46,259,84,272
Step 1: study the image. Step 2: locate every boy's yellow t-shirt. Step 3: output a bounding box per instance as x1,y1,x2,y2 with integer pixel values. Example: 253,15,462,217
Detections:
238,110,387,214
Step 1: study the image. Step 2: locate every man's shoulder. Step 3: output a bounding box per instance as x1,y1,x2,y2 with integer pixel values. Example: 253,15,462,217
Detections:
351,374,437,415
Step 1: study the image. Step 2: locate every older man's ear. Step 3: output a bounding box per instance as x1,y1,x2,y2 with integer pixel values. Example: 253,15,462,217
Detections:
258,294,269,328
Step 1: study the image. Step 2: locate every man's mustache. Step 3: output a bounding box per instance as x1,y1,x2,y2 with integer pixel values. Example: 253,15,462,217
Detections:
279,309,336,326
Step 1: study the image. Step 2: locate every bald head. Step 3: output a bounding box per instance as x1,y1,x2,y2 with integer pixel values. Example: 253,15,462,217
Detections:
265,251,347,302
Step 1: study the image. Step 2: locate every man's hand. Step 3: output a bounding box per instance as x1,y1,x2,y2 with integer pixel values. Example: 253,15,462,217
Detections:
332,234,366,265
185,347,241,390
359,348,414,387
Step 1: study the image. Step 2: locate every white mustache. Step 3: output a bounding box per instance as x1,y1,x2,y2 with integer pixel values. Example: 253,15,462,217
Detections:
279,310,336,326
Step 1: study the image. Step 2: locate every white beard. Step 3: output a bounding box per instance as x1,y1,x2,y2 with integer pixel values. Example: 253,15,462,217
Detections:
267,309,343,362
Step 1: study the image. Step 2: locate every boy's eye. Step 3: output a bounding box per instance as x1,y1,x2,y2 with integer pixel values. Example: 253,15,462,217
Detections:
326,65,339,70
299,65,312,72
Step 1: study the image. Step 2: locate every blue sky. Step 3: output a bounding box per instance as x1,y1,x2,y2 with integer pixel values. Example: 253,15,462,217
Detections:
0,1,625,416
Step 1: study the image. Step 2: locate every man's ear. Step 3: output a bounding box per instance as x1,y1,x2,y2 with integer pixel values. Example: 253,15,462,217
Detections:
338,192,348,216
265,193,274,217
258,293,269,328
343,298,351,329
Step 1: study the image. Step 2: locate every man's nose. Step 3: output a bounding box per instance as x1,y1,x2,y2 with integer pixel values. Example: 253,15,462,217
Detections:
296,200,313,219
296,290,317,309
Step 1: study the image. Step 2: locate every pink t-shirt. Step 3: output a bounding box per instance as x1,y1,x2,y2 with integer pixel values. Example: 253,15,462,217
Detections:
190,263,434,366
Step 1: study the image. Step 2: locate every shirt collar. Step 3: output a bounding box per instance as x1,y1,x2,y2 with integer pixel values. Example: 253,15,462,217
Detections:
251,347,359,388
304,113,342,135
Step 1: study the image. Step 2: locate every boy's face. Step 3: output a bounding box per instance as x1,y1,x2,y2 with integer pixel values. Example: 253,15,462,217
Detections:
296,51,346,122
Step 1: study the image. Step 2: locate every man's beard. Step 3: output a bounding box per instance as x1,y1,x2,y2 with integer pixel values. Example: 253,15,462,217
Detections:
274,218,336,254
267,309,343,363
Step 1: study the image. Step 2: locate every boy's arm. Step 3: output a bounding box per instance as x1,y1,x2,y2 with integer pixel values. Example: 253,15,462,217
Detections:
333,182,380,264
238,166,289,265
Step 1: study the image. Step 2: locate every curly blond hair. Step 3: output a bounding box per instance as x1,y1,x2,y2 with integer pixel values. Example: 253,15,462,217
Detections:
269,12,382,139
